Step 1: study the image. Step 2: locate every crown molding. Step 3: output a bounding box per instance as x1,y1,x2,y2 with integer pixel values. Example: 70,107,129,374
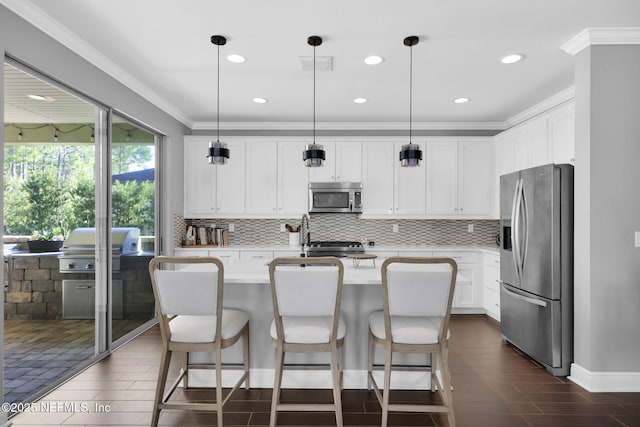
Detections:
191,121,507,131
505,86,575,128
561,27,640,56
0,0,194,128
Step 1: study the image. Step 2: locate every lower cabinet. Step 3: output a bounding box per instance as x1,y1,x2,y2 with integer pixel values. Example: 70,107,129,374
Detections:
433,251,481,312
483,252,501,321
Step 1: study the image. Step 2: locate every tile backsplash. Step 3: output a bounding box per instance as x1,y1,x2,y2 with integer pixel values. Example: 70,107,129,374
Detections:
175,214,499,248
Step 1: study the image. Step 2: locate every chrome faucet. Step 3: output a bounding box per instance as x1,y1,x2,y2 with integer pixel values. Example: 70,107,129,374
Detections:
301,213,310,252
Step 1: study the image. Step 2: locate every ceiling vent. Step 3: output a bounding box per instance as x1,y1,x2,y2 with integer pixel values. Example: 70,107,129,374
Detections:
298,56,333,71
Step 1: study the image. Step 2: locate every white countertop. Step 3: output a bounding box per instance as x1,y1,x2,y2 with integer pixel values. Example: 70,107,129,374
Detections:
177,244,500,255
188,258,470,286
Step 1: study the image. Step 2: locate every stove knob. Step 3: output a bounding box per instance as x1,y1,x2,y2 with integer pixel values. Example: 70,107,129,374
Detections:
67,263,75,269
85,263,93,269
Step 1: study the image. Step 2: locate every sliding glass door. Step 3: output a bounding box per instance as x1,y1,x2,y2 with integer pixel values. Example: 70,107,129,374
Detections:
2,59,160,409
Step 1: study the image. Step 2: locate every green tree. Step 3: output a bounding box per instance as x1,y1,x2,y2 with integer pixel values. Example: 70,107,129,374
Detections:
22,170,67,239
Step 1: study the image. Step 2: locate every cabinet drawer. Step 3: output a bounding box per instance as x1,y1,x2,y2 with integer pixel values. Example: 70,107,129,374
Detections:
208,250,240,261
273,250,301,258
397,251,433,257
239,251,273,261
433,251,477,264
484,252,500,266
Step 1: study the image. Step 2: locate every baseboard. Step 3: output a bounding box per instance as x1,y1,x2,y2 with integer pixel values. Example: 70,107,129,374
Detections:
187,368,431,390
569,363,640,392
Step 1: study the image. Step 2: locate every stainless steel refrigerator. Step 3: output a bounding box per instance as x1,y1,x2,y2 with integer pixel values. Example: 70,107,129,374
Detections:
499,163,573,376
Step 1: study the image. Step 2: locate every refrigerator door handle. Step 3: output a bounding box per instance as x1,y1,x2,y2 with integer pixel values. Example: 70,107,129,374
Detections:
520,177,529,275
511,178,522,281
502,285,548,307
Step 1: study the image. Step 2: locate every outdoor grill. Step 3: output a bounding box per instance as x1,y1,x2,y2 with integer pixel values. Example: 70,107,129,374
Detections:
59,227,141,319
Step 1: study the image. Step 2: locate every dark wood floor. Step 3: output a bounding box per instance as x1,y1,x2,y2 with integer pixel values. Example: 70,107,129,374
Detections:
9,315,640,426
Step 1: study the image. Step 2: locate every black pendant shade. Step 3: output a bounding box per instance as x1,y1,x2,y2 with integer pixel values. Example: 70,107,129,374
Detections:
400,35,422,167
303,35,326,167
207,34,230,165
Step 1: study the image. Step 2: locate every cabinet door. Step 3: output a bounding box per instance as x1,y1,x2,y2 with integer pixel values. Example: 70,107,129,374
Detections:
309,141,335,182
335,141,362,181
527,120,549,167
458,141,494,216
184,139,216,217
362,142,394,214
215,140,246,214
245,141,278,214
513,128,529,172
548,106,575,164
453,264,476,308
426,141,458,215
394,141,425,214
277,141,309,215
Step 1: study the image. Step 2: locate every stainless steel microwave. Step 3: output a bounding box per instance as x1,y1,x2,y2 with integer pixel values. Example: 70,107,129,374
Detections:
309,182,363,213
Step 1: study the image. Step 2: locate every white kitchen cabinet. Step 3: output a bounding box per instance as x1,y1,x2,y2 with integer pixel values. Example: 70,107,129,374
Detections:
277,141,309,215
309,141,362,182
362,141,395,215
483,252,501,321
183,137,245,217
434,251,481,311
245,141,278,214
239,250,273,262
174,248,209,257
173,248,240,262
548,104,575,164
426,140,494,217
394,141,426,215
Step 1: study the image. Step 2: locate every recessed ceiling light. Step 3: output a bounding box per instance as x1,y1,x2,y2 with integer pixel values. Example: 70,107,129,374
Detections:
27,94,55,101
501,54,525,64
353,98,368,104
227,54,246,63
453,97,470,104
364,55,384,65
253,97,268,104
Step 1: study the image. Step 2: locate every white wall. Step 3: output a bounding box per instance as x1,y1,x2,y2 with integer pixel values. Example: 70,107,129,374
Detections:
574,45,640,374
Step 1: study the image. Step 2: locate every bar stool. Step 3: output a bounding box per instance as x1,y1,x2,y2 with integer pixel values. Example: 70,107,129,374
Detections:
367,256,457,427
268,256,345,427
148,256,250,427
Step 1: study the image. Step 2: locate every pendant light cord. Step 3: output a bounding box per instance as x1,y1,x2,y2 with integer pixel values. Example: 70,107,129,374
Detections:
216,42,220,143
409,42,413,145
313,43,316,144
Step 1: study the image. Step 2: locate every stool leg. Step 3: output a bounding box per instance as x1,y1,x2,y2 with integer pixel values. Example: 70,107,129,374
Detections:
243,324,251,390
270,345,285,427
367,330,375,390
151,348,171,427
215,347,223,427
381,347,392,427
330,344,343,427
439,346,456,427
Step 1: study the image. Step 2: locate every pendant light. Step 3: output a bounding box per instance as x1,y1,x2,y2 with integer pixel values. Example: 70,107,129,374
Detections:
207,35,230,165
302,35,326,167
399,35,423,167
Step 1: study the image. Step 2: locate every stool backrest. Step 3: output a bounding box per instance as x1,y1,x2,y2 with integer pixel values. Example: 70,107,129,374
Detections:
269,257,344,340
381,257,457,341
149,256,224,339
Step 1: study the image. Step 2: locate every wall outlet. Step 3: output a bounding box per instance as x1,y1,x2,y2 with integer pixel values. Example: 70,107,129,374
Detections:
392,224,399,233
467,224,474,233
280,223,286,232
635,231,640,247
228,223,235,232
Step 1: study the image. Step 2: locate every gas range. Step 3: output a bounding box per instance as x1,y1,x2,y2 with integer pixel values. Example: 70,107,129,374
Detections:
306,241,364,258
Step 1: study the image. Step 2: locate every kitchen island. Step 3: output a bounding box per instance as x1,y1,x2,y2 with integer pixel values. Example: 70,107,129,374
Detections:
185,257,470,390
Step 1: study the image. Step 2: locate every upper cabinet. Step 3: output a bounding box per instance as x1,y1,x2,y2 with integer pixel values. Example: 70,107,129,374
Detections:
495,101,575,176
245,140,309,216
309,141,362,182
184,137,245,218
362,141,395,215
426,139,494,217
277,141,310,215
394,141,426,215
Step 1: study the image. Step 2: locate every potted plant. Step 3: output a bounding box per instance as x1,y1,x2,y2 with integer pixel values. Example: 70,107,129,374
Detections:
23,171,67,253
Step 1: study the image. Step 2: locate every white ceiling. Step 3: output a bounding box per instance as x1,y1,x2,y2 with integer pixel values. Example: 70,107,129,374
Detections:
3,0,640,129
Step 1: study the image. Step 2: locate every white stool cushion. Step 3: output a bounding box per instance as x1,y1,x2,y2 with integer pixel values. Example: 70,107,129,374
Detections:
169,309,249,343
270,315,346,344
368,310,449,345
